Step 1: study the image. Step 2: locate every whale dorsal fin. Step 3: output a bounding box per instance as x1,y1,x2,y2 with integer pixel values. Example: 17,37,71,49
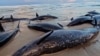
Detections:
37,31,53,45
36,12,39,18
71,17,74,21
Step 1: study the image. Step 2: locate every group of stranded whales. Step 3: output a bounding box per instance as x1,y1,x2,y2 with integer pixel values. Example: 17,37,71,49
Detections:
12,11,100,56
0,21,20,46
0,11,100,56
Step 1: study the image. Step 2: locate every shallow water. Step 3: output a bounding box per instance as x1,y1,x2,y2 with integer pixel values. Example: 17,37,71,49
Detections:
0,2,100,19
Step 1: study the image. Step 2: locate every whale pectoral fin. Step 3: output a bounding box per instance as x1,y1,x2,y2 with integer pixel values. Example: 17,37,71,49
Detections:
57,23,63,27
37,31,53,45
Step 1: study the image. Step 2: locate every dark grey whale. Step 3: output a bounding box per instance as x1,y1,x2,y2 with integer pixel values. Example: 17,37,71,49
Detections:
67,11,100,26
67,16,93,26
28,20,63,32
0,21,20,46
30,13,58,21
13,18,99,56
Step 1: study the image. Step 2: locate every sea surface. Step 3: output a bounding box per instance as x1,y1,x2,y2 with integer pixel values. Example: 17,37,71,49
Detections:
0,2,100,20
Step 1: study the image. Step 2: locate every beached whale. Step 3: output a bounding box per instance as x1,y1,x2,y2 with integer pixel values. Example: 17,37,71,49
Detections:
0,21,20,46
13,18,99,56
67,11,100,26
67,16,93,26
30,13,58,21
28,20,63,32
0,15,28,22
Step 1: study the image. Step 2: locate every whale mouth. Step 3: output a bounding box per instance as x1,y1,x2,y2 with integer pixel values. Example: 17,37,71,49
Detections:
22,48,39,56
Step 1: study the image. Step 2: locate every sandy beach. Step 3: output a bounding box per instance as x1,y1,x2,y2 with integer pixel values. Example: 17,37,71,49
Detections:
0,4,100,56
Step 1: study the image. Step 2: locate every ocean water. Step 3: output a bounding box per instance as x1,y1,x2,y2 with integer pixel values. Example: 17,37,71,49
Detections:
0,2,100,20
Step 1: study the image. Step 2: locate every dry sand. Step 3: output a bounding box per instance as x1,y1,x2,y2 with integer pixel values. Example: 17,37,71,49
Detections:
0,6,100,56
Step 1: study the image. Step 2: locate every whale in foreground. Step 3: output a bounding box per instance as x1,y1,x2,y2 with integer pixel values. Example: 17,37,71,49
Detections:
13,18,99,56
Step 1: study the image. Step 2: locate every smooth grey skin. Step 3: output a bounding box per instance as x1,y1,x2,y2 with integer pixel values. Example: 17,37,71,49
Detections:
0,21,20,46
67,16,93,26
30,13,58,21
28,20,63,32
13,18,99,56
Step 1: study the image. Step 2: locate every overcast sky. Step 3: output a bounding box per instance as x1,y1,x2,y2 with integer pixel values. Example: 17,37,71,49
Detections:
0,0,100,6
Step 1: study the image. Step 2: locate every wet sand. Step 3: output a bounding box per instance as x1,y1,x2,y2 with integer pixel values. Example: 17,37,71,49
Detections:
0,6,100,56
